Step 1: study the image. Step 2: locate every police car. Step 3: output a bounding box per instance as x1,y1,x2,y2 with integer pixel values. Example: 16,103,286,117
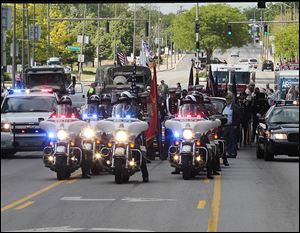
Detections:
1,89,59,157
256,100,299,161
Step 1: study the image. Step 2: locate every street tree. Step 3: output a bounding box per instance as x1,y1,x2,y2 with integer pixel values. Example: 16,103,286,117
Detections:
171,4,250,62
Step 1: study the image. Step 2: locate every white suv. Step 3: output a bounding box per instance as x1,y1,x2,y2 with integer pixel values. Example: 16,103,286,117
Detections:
239,58,258,69
1,89,59,157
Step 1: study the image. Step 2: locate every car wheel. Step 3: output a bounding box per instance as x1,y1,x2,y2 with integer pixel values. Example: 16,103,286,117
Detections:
1,150,16,158
263,143,274,161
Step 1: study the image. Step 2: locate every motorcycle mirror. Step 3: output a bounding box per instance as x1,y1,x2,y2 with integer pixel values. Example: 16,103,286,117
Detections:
38,117,45,122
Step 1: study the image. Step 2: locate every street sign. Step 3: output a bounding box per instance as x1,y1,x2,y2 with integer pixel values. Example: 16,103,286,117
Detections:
78,54,84,63
10,43,18,57
67,45,80,51
29,25,41,41
77,35,89,44
1,6,12,30
155,37,163,45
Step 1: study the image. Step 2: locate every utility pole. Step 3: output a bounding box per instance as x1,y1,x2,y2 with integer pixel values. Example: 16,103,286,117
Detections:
148,4,151,45
12,3,16,88
170,36,173,68
79,4,86,75
97,3,100,68
22,4,25,78
47,4,50,58
195,2,200,85
32,3,35,66
166,33,168,70
157,17,160,70
27,4,30,68
133,3,136,59
113,4,117,65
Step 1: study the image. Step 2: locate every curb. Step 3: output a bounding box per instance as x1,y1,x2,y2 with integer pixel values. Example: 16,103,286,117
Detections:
157,54,187,72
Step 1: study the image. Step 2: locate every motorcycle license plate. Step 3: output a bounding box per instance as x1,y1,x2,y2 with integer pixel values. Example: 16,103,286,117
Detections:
83,143,92,150
115,147,125,156
182,145,192,152
56,146,66,153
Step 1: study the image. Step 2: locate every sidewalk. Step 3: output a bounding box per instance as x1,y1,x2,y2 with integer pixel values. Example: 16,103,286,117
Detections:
157,53,186,72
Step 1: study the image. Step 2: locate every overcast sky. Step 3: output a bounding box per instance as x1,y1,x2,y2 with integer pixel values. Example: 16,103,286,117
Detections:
148,2,258,14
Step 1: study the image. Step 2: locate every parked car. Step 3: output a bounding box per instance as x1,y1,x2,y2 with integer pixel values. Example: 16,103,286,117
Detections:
262,60,274,71
239,58,258,69
256,100,299,161
230,50,240,57
288,63,299,70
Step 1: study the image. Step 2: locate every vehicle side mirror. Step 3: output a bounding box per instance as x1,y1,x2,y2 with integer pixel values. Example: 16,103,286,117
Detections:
82,94,85,99
38,117,44,122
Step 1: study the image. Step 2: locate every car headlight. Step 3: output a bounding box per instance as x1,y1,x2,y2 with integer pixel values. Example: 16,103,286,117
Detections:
182,129,193,140
1,123,11,132
115,130,128,143
57,130,68,141
271,133,287,140
82,128,95,139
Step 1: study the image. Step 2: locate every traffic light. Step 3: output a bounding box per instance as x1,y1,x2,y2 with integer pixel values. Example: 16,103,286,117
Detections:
264,25,268,35
196,41,200,52
105,21,109,33
195,21,200,33
145,21,149,37
227,25,232,36
257,1,266,8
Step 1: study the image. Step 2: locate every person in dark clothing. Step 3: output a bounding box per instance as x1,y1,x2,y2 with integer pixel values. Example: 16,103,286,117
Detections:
222,92,242,158
238,92,252,146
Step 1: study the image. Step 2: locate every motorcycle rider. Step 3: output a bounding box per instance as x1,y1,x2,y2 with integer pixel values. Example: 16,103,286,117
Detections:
116,91,149,182
58,95,92,178
100,93,113,118
163,88,180,161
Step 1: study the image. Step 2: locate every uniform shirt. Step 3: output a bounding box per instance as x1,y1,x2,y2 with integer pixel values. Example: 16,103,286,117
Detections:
223,103,233,125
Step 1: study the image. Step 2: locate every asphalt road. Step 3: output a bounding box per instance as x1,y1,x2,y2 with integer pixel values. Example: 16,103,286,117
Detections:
1,147,299,232
1,45,298,232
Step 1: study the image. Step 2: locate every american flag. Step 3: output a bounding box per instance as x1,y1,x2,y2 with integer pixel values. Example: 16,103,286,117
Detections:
116,47,129,66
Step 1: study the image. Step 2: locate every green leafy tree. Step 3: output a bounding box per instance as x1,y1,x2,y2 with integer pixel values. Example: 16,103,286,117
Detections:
171,4,250,62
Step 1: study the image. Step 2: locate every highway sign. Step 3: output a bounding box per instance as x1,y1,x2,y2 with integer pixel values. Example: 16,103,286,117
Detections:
67,45,80,51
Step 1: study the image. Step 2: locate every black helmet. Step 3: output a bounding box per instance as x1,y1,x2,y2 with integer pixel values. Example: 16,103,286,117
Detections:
89,94,100,104
59,95,72,105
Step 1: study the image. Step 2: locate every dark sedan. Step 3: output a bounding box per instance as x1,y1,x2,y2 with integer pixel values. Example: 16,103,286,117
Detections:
262,60,274,71
256,100,299,161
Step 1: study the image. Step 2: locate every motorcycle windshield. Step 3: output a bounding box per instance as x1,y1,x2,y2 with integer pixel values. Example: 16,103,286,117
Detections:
56,105,74,117
111,103,138,118
179,104,200,117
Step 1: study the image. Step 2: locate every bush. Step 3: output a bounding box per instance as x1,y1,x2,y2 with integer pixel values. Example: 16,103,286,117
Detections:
3,73,11,82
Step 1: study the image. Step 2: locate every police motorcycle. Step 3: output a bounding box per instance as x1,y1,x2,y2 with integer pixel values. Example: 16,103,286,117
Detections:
40,96,88,180
80,94,107,175
165,95,223,180
94,93,148,184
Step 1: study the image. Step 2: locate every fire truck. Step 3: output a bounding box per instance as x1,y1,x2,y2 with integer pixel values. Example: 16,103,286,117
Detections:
209,64,256,95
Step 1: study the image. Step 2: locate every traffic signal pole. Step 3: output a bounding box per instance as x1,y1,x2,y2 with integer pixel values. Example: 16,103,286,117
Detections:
195,2,200,85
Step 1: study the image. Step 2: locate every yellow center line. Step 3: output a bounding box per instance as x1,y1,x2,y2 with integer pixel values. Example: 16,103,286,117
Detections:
1,170,82,212
203,179,210,184
1,180,64,212
66,179,78,184
207,175,222,232
197,200,206,209
14,201,35,210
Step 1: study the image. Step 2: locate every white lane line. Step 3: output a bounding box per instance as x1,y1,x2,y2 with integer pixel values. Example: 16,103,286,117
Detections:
89,228,154,232
7,226,84,232
121,197,177,202
60,196,116,201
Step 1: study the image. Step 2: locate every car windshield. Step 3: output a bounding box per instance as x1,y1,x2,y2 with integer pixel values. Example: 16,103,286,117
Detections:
179,103,201,117
213,71,229,83
28,73,65,87
233,72,250,84
211,100,225,114
268,107,299,124
1,96,57,113
111,103,138,118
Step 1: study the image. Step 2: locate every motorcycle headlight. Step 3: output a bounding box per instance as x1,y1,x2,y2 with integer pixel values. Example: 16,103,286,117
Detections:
82,128,95,139
182,129,193,140
57,130,68,141
271,133,287,140
1,122,11,132
115,130,128,143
